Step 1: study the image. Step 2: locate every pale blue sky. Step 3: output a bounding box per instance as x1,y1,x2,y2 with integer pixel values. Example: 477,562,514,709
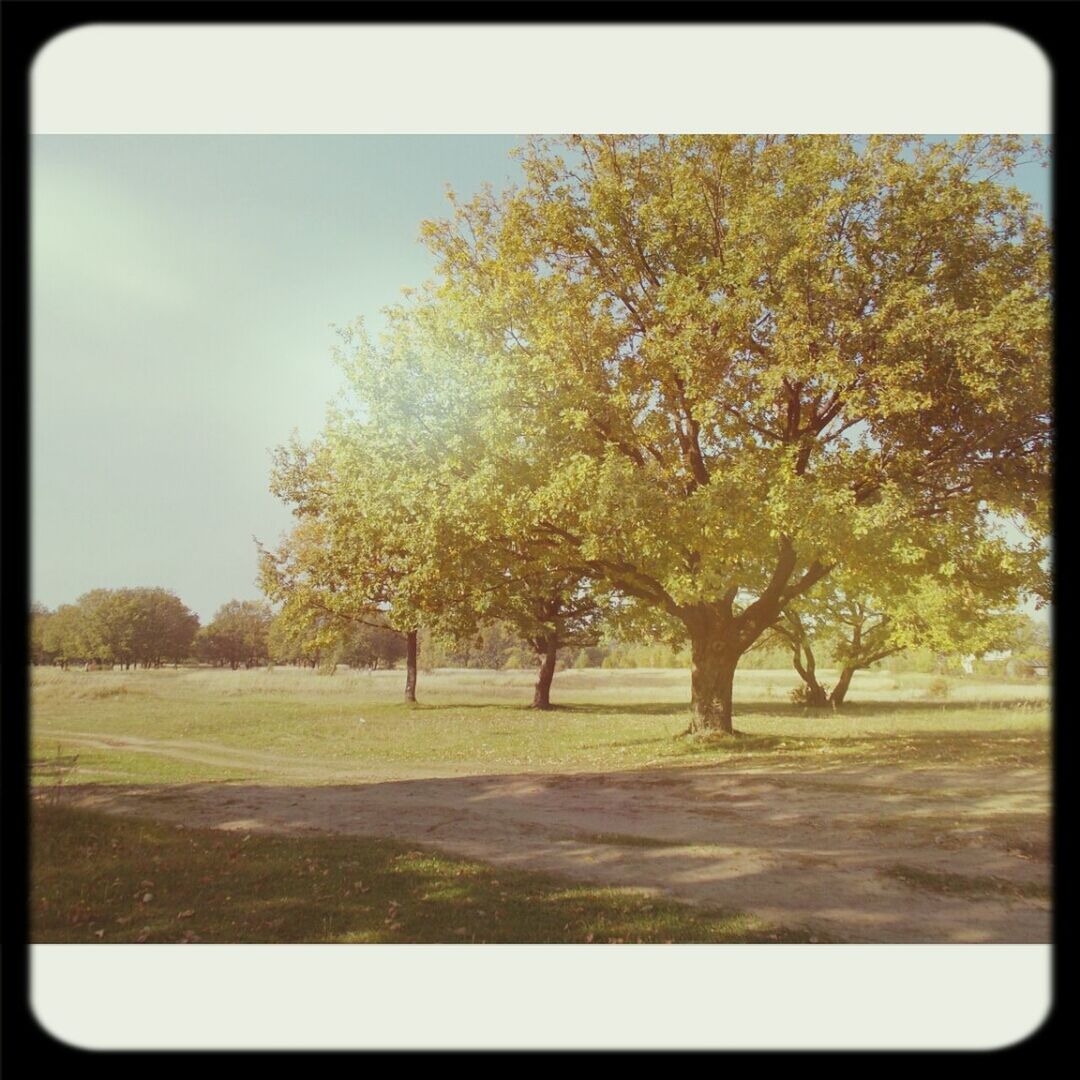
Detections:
32,136,524,619
31,136,1051,621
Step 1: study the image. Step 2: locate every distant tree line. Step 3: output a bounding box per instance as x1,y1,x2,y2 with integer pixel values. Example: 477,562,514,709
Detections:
31,588,1048,688
31,589,413,673
31,589,200,669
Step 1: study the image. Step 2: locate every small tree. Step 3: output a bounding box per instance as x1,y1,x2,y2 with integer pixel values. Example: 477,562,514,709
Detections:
772,561,1031,707
258,469,421,701
327,306,619,710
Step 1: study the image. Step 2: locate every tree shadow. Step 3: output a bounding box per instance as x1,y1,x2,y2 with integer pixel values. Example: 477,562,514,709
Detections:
32,802,799,944
557,701,690,718
741,698,1045,718
404,697,1044,720
44,752,1051,944
408,700,688,718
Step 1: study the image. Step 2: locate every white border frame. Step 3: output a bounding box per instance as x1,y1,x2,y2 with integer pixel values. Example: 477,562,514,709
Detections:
30,22,1053,1051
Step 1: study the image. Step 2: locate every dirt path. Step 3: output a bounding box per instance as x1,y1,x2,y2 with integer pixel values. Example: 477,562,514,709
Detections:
38,728,443,782
54,751,1051,944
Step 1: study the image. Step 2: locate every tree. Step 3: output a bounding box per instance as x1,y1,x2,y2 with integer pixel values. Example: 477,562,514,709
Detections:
258,459,421,699
327,308,612,709
196,600,272,669
771,514,1040,707
40,603,90,668
77,588,141,668
139,588,200,667
418,134,1050,732
267,607,333,668
770,606,832,706
1001,613,1051,668
336,618,409,670
65,587,199,669
457,564,605,709
773,578,1021,707
30,604,55,666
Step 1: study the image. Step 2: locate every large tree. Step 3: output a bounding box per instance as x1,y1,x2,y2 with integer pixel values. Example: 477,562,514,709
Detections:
418,134,1050,732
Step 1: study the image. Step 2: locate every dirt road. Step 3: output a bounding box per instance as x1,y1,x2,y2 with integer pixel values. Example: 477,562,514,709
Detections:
56,745,1051,944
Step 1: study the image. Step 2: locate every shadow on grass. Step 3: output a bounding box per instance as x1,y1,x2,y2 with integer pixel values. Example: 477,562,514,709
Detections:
31,803,809,945
405,700,691,719
738,698,1046,718
407,697,1045,720
37,739,1051,943
668,728,1049,768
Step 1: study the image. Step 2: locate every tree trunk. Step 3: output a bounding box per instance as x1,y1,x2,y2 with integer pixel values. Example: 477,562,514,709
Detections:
532,638,558,710
404,629,418,703
792,642,829,707
797,677,829,707
688,629,739,734
830,665,856,706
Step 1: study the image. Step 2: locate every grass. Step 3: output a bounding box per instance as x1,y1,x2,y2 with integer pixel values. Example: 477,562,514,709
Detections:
28,667,1050,945
30,803,814,944
29,665,1051,787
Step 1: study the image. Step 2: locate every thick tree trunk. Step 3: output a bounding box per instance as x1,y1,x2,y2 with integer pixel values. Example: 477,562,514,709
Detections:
532,638,558,710
404,629,418,703
688,630,739,734
830,665,856,707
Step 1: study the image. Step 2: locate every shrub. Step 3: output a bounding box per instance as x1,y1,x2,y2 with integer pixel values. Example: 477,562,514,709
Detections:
924,676,951,700
789,683,830,707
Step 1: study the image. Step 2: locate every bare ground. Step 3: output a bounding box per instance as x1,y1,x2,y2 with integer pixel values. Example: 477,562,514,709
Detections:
45,729,1051,944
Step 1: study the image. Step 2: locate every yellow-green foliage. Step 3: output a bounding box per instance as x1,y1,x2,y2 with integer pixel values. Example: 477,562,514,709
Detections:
262,136,1050,725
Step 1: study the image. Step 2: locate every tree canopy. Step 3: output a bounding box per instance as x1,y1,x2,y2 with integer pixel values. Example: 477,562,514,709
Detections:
35,588,199,669
196,600,273,670
408,134,1050,730
261,134,1049,730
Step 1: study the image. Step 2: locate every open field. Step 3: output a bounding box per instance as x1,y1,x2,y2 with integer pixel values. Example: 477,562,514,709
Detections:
31,665,1052,943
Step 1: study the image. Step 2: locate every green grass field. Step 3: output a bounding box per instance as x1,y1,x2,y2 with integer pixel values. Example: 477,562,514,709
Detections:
30,665,1052,944
30,664,1050,785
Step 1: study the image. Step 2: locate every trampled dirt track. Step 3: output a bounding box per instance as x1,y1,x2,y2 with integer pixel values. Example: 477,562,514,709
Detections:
51,730,1051,943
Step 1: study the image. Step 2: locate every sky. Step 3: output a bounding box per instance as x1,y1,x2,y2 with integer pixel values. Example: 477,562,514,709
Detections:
31,136,1051,622
31,136,525,620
